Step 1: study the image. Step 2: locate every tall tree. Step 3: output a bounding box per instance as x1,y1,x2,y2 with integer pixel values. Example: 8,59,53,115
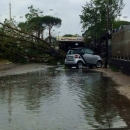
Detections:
25,5,42,21
18,22,28,32
18,5,45,38
41,16,62,44
27,17,45,38
80,0,125,36
18,6,62,41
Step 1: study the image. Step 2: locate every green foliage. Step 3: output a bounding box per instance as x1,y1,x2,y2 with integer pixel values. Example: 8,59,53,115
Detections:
113,20,130,29
18,5,43,35
18,22,28,32
80,0,125,36
47,57,64,66
25,5,41,21
4,18,18,28
41,15,62,43
41,16,62,28
0,5,63,64
18,6,62,41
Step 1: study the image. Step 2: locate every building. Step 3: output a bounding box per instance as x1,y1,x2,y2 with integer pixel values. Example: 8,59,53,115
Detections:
57,36,85,52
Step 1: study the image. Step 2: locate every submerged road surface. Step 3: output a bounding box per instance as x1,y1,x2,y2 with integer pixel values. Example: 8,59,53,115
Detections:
0,67,130,130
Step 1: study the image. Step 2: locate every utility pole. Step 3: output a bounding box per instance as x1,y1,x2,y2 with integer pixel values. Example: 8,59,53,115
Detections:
104,0,109,68
9,3,12,22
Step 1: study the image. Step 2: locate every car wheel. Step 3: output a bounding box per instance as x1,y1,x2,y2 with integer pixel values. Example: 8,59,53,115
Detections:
76,61,83,69
96,61,102,68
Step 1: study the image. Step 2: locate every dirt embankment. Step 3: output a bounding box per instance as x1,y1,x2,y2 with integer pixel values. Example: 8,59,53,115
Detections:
1,62,130,100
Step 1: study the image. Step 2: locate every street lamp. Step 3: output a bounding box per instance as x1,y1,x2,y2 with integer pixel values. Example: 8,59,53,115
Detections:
9,3,12,22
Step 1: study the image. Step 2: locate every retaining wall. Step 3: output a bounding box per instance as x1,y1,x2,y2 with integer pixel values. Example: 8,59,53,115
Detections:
110,58,130,76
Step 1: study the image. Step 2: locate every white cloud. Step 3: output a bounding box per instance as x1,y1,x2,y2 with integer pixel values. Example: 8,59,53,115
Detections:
0,0,87,36
121,0,130,21
0,0,129,36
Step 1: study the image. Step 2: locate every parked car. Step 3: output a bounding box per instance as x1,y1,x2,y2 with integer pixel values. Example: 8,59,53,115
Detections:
64,47,103,69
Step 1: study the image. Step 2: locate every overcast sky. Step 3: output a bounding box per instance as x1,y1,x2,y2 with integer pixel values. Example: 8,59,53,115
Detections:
0,0,130,37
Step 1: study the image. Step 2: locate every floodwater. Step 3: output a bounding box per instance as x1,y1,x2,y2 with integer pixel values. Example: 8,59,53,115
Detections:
0,67,130,130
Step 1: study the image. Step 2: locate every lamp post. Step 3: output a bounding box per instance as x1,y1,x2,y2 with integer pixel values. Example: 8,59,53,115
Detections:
9,3,12,22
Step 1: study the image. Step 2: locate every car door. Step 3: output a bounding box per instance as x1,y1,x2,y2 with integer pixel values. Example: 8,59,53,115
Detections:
82,48,95,64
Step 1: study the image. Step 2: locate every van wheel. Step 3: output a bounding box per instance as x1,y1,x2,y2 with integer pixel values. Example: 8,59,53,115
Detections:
96,61,102,68
76,61,83,69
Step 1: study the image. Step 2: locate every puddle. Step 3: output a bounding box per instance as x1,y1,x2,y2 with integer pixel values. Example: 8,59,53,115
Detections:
0,68,130,130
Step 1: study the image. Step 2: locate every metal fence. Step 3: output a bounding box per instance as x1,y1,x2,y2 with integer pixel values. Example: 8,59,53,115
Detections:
112,25,130,60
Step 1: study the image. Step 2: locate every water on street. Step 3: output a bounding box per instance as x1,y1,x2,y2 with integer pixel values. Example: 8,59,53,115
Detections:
0,67,130,130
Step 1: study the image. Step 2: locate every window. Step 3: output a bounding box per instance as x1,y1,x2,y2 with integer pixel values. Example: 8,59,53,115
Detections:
78,49,85,54
67,50,77,54
84,49,94,54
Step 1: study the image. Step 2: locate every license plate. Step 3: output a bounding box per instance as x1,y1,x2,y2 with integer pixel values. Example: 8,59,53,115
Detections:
67,56,73,60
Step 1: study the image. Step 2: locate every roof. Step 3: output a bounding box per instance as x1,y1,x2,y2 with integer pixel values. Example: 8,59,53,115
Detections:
57,36,84,42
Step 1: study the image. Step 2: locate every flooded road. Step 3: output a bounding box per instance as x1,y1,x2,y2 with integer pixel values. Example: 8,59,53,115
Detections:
0,67,130,130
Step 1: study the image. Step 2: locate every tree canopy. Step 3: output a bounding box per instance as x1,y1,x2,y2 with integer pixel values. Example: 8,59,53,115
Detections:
80,0,125,37
113,20,130,29
18,5,62,42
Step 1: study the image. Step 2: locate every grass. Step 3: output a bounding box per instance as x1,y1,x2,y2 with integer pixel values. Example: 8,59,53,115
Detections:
109,65,119,72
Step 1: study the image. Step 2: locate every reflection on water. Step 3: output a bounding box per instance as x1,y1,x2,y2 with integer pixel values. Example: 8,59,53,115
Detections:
0,68,130,130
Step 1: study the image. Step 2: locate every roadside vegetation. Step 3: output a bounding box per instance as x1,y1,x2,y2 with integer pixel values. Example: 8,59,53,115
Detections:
0,5,63,65
80,0,125,45
0,1,129,66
